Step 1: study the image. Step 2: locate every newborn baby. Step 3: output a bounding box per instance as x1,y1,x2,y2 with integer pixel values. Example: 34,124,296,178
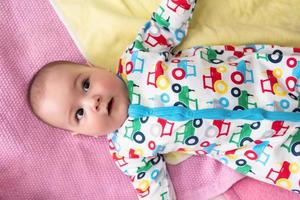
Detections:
28,0,300,199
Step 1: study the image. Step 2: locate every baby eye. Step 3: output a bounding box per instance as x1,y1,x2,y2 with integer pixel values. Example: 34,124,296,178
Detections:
82,78,90,92
75,108,84,121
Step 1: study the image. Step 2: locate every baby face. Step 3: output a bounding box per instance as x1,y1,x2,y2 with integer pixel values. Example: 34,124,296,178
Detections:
38,64,129,136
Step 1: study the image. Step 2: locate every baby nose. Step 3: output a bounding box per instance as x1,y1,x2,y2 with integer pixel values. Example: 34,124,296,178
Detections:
87,96,101,112
94,97,101,111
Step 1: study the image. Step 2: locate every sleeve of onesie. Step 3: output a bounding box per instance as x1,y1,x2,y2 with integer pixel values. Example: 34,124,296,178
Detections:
108,134,176,200
126,0,197,53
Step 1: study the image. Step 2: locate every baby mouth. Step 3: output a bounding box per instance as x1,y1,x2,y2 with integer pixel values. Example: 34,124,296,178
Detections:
107,97,114,115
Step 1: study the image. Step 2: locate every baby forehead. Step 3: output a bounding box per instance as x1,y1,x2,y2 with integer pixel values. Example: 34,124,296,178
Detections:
45,66,80,86
40,68,78,111
43,63,86,82
50,62,84,73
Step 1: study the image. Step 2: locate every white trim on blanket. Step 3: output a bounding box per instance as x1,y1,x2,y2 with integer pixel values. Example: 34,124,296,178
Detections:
49,0,88,61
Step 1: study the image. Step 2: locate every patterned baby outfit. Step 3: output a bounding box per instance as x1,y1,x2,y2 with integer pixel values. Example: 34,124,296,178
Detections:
107,0,300,199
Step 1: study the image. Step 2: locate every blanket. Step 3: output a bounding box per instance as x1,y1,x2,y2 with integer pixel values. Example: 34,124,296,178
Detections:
1,0,299,199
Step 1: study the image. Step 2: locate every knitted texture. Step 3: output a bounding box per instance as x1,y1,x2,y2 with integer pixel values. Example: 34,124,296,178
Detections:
224,177,300,200
0,0,295,199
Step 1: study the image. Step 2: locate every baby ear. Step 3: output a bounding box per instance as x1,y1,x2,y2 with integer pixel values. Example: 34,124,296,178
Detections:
71,132,80,137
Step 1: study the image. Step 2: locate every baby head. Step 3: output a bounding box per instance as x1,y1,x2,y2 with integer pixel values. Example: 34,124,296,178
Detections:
28,61,129,137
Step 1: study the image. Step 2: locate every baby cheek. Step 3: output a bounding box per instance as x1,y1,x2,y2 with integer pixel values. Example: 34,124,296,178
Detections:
90,115,111,132
96,82,114,95
103,77,122,91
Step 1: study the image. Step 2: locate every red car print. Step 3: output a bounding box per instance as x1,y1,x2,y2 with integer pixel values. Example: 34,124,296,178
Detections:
225,45,245,58
213,120,231,137
203,67,228,94
157,118,175,137
260,69,287,96
205,120,231,138
145,24,173,48
271,121,290,137
112,152,128,167
167,0,191,12
147,61,170,90
266,161,299,190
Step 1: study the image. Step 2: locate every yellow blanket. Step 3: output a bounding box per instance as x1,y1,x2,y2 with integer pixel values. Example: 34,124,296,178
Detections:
50,0,300,165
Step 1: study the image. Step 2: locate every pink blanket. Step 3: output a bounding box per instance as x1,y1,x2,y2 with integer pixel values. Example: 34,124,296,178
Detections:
224,178,300,200
0,1,298,199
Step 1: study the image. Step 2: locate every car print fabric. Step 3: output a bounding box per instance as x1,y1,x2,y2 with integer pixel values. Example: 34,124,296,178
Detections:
107,0,300,199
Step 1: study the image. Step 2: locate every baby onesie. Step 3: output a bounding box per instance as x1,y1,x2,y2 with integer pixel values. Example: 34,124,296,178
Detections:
107,0,300,199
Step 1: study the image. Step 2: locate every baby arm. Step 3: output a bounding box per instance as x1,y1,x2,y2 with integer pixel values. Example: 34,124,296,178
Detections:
127,0,197,53
108,133,175,200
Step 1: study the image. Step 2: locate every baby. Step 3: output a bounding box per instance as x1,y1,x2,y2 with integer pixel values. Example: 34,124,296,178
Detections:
29,0,300,199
